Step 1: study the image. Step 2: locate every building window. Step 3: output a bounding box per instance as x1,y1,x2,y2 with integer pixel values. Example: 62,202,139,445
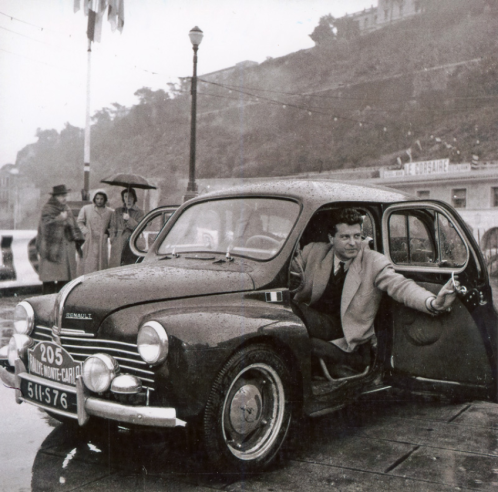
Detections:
384,9,389,20
452,189,467,209
417,190,430,199
492,188,498,207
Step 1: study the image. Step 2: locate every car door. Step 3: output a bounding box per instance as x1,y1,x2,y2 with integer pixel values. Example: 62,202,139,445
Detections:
381,200,497,401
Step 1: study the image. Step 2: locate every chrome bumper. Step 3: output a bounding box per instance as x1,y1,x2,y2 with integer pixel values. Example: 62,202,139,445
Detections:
0,358,186,428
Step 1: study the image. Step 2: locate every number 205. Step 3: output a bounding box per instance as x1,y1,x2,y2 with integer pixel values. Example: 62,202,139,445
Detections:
40,344,63,366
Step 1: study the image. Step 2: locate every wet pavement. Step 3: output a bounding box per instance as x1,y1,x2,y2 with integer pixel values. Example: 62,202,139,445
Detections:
1,290,498,491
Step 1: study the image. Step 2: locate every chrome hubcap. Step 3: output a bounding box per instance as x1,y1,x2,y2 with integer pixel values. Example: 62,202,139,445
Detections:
222,363,285,460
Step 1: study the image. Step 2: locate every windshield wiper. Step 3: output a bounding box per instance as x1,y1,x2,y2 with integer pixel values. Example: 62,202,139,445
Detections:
185,255,216,260
213,246,235,264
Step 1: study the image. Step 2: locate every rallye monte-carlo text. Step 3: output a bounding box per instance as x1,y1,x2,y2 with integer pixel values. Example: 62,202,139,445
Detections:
1,180,497,471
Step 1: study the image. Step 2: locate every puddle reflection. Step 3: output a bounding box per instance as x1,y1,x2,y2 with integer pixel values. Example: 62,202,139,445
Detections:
31,417,238,491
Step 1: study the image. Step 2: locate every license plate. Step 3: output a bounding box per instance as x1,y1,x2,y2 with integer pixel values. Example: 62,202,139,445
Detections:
28,341,82,386
20,378,77,413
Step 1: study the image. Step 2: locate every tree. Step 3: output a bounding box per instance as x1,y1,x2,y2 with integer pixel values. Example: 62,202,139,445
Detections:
309,14,336,46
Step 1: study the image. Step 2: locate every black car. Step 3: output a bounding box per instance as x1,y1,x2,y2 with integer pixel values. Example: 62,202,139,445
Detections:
1,180,496,471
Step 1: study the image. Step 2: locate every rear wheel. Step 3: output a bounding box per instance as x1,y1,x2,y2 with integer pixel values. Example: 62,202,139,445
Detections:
202,344,293,471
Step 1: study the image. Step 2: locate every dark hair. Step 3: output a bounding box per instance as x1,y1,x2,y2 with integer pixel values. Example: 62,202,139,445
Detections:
93,192,108,205
330,208,363,236
121,188,137,204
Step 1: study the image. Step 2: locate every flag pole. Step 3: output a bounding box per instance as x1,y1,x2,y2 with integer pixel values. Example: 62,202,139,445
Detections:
83,37,92,201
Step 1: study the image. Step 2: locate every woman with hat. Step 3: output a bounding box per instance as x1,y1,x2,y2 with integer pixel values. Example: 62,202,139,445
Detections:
36,184,83,295
109,188,144,268
77,189,113,274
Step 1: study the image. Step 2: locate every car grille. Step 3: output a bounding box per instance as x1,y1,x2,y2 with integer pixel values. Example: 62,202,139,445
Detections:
31,324,53,343
31,324,155,391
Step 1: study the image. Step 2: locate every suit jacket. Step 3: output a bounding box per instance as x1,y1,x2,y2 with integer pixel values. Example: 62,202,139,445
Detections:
292,241,433,352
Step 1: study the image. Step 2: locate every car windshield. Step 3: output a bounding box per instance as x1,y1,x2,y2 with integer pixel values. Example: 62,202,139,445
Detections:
157,198,300,260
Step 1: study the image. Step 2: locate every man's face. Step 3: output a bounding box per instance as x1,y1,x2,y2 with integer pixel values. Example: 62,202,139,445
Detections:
123,192,135,208
329,223,362,261
55,194,67,205
94,195,105,207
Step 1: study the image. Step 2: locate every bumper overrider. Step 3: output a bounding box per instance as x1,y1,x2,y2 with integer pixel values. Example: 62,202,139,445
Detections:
0,358,186,428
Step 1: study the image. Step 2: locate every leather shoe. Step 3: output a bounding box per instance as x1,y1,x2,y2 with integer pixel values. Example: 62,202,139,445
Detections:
329,364,360,379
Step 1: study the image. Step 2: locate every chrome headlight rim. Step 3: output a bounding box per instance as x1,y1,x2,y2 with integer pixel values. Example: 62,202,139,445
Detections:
137,321,169,366
82,353,119,393
7,334,34,366
14,301,35,336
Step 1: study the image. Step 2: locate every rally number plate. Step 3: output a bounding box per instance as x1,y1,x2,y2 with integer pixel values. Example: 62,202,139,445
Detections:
27,341,82,386
20,378,77,413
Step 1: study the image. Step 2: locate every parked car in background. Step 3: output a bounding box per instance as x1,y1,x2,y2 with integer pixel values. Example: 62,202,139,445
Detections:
1,180,496,471
0,230,41,293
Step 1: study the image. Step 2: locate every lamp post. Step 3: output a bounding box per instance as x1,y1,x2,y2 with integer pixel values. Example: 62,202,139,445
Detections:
184,26,204,202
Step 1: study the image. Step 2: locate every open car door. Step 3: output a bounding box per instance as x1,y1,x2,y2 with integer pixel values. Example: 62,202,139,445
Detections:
381,200,497,401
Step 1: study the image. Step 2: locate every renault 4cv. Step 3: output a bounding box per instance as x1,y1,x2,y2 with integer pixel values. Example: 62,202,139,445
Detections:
1,180,496,471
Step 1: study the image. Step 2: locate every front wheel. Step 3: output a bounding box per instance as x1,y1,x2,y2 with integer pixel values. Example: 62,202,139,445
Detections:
202,345,293,471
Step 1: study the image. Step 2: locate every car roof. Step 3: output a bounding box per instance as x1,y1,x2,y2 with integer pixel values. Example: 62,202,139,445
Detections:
197,179,415,207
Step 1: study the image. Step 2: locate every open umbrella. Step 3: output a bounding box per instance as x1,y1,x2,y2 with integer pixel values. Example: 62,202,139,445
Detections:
100,173,157,190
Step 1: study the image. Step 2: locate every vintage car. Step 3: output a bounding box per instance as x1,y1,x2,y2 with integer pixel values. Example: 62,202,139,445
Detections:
1,180,497,471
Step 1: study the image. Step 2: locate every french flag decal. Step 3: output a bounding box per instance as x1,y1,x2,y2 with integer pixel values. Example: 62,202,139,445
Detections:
265,291,283,303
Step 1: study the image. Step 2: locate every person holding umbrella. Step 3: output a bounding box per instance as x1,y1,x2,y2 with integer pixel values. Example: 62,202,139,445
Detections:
109,187,144,267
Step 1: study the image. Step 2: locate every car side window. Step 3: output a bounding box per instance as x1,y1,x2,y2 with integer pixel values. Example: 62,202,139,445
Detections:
387,209,467,268
436,212,467,267
388,213,435,265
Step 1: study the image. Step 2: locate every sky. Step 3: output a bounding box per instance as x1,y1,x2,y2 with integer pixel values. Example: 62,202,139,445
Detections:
0,0,373,166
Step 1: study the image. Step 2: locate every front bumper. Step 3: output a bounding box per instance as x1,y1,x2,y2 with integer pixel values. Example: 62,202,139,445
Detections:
0,358,186,428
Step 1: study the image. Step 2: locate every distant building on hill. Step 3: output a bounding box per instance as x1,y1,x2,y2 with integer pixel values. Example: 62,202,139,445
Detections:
347,0,425,35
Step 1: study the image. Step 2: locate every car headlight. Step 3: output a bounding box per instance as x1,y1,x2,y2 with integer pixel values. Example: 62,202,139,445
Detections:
82,354,119,393
7,334,34,366
137,321,169,365
14,301,35,336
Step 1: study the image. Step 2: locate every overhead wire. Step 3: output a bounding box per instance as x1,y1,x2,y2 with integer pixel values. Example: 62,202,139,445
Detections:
1,7,495,152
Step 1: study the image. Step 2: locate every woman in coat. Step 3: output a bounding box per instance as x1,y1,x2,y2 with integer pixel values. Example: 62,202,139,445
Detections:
77,190,113,274
109,188,144,268
36,184,83,295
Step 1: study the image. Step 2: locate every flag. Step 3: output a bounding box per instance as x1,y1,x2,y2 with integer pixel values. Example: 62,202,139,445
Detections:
108,0,125,33
86,1,110,42
405,148,412,160
415,139,422,151
87,8,97,41
78,0,123,41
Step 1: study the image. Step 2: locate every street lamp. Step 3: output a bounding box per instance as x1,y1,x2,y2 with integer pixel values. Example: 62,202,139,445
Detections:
184,26,204,202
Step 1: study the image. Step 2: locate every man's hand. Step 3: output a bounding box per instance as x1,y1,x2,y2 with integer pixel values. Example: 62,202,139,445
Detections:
123,213,130,221
60,211,68,220
432,276,460,311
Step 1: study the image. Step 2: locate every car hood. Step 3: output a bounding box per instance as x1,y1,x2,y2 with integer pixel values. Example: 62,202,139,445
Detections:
62,263,254,332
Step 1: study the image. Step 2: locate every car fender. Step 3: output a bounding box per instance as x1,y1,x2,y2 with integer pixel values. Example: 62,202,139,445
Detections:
134,295,311,419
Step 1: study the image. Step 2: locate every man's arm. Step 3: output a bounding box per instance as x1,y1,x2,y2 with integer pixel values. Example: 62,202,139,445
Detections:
373,256,458,314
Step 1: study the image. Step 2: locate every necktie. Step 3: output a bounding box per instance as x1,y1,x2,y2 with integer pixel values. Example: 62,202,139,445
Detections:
336,261,345,277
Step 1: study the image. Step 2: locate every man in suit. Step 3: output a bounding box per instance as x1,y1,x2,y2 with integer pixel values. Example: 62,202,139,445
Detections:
292,208,458,377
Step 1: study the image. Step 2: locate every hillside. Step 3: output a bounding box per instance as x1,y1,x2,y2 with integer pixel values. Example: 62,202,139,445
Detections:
15,0,498,209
